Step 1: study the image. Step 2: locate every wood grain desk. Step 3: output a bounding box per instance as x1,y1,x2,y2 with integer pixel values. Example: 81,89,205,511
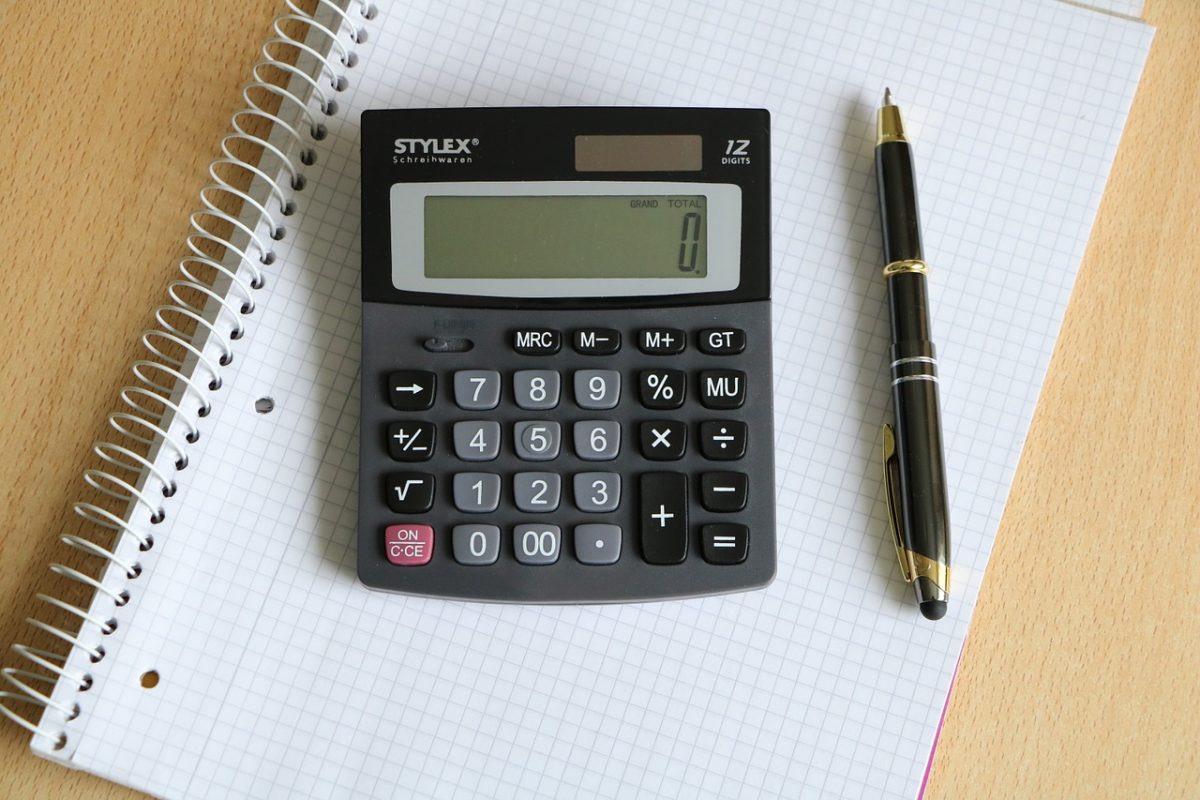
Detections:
1,2,1196,797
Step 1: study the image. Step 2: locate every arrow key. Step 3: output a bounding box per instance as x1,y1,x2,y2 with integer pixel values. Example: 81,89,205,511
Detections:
387,370,436,411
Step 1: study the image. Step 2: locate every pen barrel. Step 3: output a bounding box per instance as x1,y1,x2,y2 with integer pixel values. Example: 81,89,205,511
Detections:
889,335,951,572
875,140,923,263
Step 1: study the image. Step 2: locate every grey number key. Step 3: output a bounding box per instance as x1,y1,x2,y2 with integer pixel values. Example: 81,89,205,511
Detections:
573,472,620,512
574,370,620,410
513,370,560,410
514,472,561,512
574,524,622,565
453,421,501,461
513,524,561,565
454,370,501,410
514,421,561,460
453,472,501,512
452,524,500,565
574,420,620,461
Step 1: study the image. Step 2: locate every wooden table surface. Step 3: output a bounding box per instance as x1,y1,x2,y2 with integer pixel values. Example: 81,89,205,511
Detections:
1,1,1196,798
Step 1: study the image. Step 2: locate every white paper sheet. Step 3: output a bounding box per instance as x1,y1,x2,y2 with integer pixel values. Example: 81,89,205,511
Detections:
33,1,1151,797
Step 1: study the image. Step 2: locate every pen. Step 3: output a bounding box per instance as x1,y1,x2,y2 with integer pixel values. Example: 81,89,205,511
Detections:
875,88,951,620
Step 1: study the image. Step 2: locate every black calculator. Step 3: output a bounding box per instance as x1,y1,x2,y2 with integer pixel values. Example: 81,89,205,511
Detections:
357,107,775,602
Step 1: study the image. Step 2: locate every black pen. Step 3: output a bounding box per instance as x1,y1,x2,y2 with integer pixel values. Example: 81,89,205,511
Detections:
875,89,951,620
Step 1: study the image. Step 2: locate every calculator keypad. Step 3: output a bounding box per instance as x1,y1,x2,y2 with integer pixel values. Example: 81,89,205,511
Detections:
360,306,774,602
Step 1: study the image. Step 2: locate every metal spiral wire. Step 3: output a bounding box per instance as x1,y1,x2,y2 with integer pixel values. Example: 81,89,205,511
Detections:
0,0,375,750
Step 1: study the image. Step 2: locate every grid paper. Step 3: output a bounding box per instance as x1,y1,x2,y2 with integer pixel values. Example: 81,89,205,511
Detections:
46,1,1151,798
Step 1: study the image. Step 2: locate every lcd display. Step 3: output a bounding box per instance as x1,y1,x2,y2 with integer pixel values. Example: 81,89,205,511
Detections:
423,195,707,279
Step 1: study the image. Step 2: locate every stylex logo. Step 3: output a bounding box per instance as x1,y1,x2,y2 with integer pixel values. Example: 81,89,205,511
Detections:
392,137,478,164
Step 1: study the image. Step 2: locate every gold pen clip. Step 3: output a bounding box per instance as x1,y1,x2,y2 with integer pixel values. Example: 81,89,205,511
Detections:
882,423,916,584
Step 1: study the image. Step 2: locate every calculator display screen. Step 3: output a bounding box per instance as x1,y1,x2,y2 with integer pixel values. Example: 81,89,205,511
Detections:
423,195,707,279
389,181,741,297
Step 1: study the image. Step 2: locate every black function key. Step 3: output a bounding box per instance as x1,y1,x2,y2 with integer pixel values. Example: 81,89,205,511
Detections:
698,328,746,355
700,472,748,512
701,524,749,565
638,369,686,410
573,328,621,355
386,421,436,462
639,421,686,461
699,370,746,409
640,472,688,565
387,370,436,411
384,472,435,514
513,328,562,355
699,420,747,460
638,328,686,354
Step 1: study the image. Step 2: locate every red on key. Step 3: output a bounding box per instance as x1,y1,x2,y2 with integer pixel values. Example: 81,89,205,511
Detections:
385,524,434,566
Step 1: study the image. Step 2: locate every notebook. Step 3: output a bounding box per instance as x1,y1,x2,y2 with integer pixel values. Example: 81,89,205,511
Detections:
0,0,1152,797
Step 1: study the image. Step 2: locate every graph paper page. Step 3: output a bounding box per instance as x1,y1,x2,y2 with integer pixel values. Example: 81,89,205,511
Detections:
57,1,1151,797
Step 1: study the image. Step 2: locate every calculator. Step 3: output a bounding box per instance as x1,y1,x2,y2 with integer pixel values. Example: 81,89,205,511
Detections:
357,107,774,602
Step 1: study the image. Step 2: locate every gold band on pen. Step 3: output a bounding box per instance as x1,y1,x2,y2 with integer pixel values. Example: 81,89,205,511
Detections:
882,424,951,594
904,549,951,594
882,258,928,278
876,105,906,144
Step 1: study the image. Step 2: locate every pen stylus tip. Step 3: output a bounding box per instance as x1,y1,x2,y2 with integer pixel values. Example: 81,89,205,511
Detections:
919,600,948,621
883,87,894,106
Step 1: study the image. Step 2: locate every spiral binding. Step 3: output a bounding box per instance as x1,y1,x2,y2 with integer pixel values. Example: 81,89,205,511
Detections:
0,0,377,751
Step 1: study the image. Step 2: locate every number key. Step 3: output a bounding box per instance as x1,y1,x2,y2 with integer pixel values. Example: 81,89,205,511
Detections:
514,370,560,410
573,472,620,512
514,472,561,512
453,370,501,410
513,524,561,565
574,369,620,410
514,421,561,461
452,524,500,566
574,421,620,461
452,472,501,513
453,421,501,461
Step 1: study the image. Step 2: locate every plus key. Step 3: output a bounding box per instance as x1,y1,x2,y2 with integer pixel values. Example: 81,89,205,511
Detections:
639,472,688,564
